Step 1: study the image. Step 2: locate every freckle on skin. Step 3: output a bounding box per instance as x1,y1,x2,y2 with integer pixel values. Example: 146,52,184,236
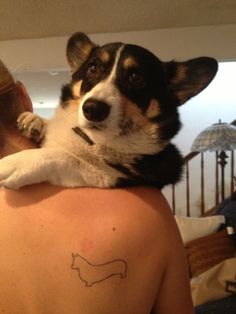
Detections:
112,227,116,231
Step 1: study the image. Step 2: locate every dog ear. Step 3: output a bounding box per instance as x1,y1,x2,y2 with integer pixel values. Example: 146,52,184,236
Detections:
165,57,218,105
66,32,97,74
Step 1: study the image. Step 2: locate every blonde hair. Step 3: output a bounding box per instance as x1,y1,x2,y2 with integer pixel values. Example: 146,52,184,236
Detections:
0,60,23,125
0,60,35,157
0,60,16,95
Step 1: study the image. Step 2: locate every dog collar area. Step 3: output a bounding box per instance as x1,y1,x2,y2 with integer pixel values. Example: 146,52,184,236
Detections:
72,127,94,146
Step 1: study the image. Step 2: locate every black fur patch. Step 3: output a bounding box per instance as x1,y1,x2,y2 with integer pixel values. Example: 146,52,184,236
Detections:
116,144,183,189
60,84,73,106
116,45,168,111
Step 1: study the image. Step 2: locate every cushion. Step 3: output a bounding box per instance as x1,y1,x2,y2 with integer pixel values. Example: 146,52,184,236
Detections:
174,215,225,243
191,257,236,306
185,229,236,278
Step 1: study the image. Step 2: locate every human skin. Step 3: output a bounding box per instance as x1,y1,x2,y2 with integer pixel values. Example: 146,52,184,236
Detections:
0,185,194,314
0,74,194,313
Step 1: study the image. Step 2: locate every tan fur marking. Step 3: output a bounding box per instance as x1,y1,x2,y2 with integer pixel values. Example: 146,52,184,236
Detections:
171,64,187,85
65,99,80,110
123,57,137,69
146,100,161,119
82,44,94,60
120,96,151,130
99,50,110,63
72,81,82,98
62,94,83,111
176,81,205,104
118,96,166,154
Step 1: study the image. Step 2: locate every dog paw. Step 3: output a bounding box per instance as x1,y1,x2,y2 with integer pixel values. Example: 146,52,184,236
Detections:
0,154,35,189
0,157,21,189
17,112,46,143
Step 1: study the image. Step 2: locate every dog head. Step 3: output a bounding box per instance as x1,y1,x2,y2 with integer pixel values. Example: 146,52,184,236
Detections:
61,32,218,154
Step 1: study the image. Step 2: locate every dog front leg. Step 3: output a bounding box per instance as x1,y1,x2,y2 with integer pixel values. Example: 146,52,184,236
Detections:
0,148,86,189
17,111,47,143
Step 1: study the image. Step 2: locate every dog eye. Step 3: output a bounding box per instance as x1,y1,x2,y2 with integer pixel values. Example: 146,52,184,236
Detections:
87,64,100,78
129,72,144,87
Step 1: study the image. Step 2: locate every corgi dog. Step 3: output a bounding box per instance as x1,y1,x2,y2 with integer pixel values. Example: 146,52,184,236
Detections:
0,33,218,189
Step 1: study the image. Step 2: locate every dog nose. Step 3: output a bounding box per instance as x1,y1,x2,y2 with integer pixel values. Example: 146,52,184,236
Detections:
82,100,111,122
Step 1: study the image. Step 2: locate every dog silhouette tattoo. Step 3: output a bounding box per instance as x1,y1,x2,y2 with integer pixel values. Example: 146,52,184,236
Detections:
71,253,128,287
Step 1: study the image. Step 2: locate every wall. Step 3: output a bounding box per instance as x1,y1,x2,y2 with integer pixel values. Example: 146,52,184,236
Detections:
0,24,236,71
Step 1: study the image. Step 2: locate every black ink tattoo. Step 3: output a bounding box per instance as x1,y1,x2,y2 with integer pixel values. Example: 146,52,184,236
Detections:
71,253,128,287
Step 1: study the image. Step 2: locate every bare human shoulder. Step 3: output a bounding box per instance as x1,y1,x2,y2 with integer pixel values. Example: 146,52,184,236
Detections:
0,185,193,314
126,187,194,314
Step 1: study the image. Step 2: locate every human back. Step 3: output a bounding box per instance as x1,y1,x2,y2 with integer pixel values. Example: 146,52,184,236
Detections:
0,183,193,314
0,59,194,314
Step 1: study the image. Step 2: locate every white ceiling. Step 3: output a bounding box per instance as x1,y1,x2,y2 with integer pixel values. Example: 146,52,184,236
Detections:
0,0,236,41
